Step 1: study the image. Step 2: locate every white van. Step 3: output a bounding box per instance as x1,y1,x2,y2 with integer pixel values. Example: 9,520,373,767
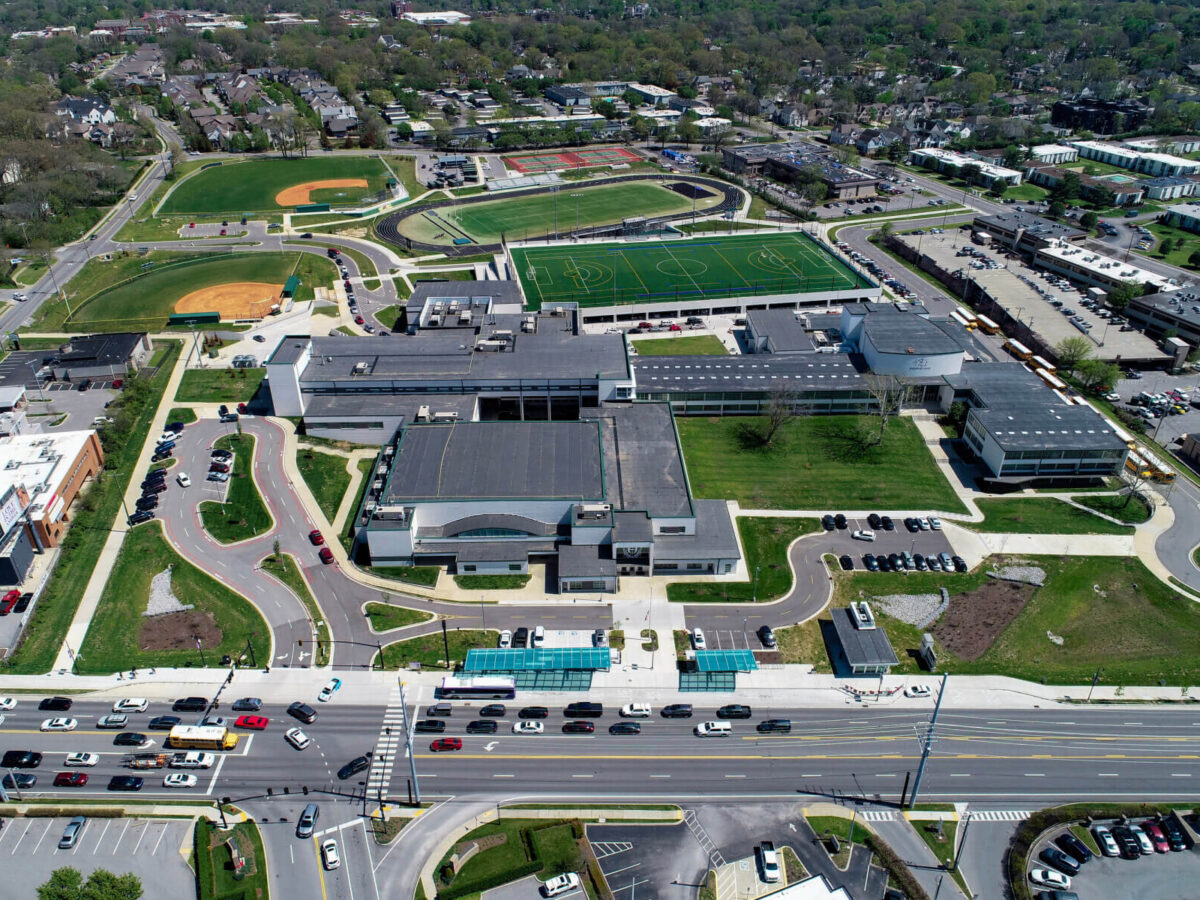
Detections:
541,873,581,897
694,721,732,737
620,703,651,718
532,625,545,647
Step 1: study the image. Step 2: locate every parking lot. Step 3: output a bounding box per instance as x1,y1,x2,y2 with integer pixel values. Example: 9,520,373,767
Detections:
820,515,957,573
586,822,704,900
1117,368,1200,451
0,816,196,896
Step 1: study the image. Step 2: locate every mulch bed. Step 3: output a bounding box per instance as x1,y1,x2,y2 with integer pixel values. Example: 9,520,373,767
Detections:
933,579,1035,661
140,609,223,651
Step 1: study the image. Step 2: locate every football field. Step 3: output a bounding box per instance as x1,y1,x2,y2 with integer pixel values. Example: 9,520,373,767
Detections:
511,232,873,310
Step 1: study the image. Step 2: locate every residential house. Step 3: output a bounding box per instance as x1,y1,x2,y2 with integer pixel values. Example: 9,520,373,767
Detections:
855,128,904,156
109,45,165,88
55,97,116,126
1025,163,1144,206
828,124,860,146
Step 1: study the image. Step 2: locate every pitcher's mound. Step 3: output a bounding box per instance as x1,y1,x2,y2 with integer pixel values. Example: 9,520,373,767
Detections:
175,282,282,319
276,179,369,206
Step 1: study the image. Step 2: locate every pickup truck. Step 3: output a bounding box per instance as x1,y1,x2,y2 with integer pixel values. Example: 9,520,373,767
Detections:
758,841,781,882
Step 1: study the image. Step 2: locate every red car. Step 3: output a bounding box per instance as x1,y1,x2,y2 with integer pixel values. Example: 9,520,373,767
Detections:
309,530,325,546
354,315,365,325
1143,820,1170,853
430,738,462,752
668,323,682,331
0,590,20,615
235,715,269,730
237,403,248,415
319,547,334,564
54,772,88,787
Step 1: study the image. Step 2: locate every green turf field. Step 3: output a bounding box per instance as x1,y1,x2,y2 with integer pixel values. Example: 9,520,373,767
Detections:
69,252,335,331
398,181,713,246
160,157,393,214
511,232,873,309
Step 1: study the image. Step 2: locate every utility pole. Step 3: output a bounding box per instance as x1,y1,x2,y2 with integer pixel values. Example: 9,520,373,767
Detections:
397,679,421,805
441,619,450,669
951,810,971,872
908,672,948,808
1087,666,1104,701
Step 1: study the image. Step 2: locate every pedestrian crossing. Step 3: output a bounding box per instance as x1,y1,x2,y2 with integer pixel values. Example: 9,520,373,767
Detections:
968,810,1031,822
860,811,897,822
366,682,407,797
591,841,633,860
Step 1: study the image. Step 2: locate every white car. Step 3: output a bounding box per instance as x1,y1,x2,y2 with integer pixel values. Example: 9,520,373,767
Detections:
1129,823,1154,854
12,293,27,302
498,630,512,649
904,685,932,699
169,752,215,769
692,628,707,650
41,717,78,731
541,873,581,898
96,713,128,729
851,529,875,542
321,839,341,870
0,697,15,710
65,752,100,767
112,698,148,713
285,727,311,750
928,517,942,530
177,473,191,488
164,773,197,789
317,678,341,702
159,430,180,444
1092,824,1120,857
512,720,544,735
1029,869,1070,889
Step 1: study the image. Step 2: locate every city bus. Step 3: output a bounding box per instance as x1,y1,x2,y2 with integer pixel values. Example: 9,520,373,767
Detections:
954,306,978,327
166,725,240,751
438,676,517,700
1004,339,1033,362
1030,355,1056,374
974,314,999,335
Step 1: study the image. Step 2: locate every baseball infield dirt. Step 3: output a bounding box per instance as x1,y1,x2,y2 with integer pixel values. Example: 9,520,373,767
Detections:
275,179,369,206
175,282,282,319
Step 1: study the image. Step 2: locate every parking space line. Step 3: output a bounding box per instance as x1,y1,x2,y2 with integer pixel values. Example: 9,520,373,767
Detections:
9,819,32,855
111,820,131,855
30,820,52,855
152,823,169,856
91,820,112,855
131,821,151,854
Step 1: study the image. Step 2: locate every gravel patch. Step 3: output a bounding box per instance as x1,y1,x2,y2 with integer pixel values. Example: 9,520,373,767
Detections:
989,565,1046,587
873,593,943,627
144,565,194,617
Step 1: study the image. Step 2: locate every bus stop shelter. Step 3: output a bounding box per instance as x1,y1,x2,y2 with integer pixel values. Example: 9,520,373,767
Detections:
680,649,758,691
463,648,613,690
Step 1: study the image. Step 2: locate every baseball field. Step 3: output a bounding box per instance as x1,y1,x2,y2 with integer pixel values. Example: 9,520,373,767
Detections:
159,157,394,215
511,231,873,309
68,252,336,330
397,180,717,246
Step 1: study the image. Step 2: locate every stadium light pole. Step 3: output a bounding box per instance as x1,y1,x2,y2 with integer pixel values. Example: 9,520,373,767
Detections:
571,193,582,235
553,187,559,240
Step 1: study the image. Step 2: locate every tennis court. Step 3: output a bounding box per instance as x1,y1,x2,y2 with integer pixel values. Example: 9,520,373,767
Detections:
511,232,873,310
505,147,643,174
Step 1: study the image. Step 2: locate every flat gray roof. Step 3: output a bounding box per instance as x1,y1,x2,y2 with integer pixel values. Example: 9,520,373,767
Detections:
653,500,738,560
1131,288,1200,331
746,309,815,353
583,404,692,518
633,353,866,394
975,211,1086,244
830,607,899,668
558,543,617,578
859,306,963,356
386,421,605,502
303,393,477,421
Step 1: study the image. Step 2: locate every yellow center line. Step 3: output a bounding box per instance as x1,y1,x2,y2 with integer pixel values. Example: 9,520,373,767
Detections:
422,752,1200,762
315,836,328,900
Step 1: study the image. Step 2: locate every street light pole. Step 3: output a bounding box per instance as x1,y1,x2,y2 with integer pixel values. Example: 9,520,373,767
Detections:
909,673,948,808
752,566,760,602
195,635,207,668
396,679,421,805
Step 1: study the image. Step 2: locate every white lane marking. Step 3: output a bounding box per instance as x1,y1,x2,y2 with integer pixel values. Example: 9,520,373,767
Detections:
30,820,53,855
493,774,514,778
92,820,112,856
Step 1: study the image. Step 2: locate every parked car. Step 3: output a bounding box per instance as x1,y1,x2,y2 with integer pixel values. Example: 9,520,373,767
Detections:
1055,831,1094,864
1091,824,1119,857
758,625,776,648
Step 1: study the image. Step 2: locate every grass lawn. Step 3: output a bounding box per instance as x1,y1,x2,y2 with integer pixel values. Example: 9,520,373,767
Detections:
969,497,1135,535
341,458,374,555
530,823,582,876
161,156,393,214
176,368,265,404
1073,493,1151,524
12,256,48,286
436,818,575,892
196,819,269,900
365,601,433,632
379,627,493,669
370,565,440,587
631,335,728,356
285,240,377,279
454,574,531,590
677,415,966,513
199,433,273,543
78,522,270,672
166,407,197,425
3,342,180,674
374,304,404,329
296,447,352,524
1143,221,1200,268
667,517,819,602
1002,182,1050,203
400,181,710,246
833,556,1200,684
262,553,330,666
775,618,830,670
914,819,957,868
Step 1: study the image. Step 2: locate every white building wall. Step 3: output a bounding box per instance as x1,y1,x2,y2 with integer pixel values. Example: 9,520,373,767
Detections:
861,338,964,377
265,344,310,416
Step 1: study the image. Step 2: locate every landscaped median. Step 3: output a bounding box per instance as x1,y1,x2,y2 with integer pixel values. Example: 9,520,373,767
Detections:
377,627,493,670
967,496,1147,535
296,445,353,523
262,552,330,666
365,601,434,632
667,517,819,603
199,433,273,544
195,819,268,900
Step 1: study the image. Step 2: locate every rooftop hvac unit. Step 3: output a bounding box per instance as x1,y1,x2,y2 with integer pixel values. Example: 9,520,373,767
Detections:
552,306,565,316
416,404,431,422
459,310,472,324
432,411,459,421
377,464,388,475
353,361,369,375
428,315,441,326
475,339,507,352
383,445,395,457
373,479,384,491
851,601,877,631
3,460,17,470
579,502,611,519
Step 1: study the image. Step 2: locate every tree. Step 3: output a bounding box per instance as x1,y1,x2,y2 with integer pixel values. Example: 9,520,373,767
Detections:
1080,211,1099,230
1055,336,1093,372
960,162,982,185
862,373,907,446
38,868,83,900
38,868,142,900
755,386,800,446
1048,199,1066,219
1002,144,1024,170
878,221,893,238
1076,358,1121,392
1188,248,1200,269
988,177,1008,199
1107,280,1141,312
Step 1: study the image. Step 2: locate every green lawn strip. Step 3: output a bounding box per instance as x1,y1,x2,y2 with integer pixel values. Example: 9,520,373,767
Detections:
77,521,270,673
312,304,340,317
775,618,830,670
13,257,48,285
261,553,330,666
285,240,376,279
166,407,197,425
176,369,265,403
667,517,819,602
913,818,957,868
374,304,404,329
1000,182,1050,202
296,447,352,524
369,565,440,587
341,457,374,554
161,156,392,215
1070,824,1101,856
1142,221,1200,268
1072,493,1151,524
3,342,180,674
413,253,494,266
412,269,475,282
379,628,494,670
196,819,269,900
834,556,1200,684
781,846,808,883
805,815,866,867
337,325,357,336
435,818,586,895
631,335,728,356
677,220,760,233
677,415,966,513
365,601,433,632
199,433,273,544
968,497,1134,535
453,574,531,590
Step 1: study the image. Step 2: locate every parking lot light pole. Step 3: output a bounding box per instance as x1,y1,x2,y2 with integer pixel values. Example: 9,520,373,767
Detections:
752,566,760,602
